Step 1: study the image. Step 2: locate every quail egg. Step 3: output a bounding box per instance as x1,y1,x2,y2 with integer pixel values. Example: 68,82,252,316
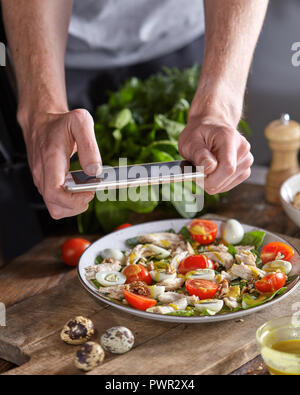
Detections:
194,299,224,315
96,271,126,287
60,316,95,345
149,270,176,282
74,341,105,372
101,248,124,261
262,260,292,275
223,219,244,245
100,326,134,354
185,269,215,281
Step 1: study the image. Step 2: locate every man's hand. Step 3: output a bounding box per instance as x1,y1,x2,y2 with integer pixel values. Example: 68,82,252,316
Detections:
178,116,253,194
22,109,102,219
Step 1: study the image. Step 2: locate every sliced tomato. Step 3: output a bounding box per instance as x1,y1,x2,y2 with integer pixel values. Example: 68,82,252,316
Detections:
261,242,294,264
61,238,91,267
122,264,152,285
189,219,218,245
178,255,214,274
115,223,132,231
123,289,156,310
185,278,218,300
255,272,286,293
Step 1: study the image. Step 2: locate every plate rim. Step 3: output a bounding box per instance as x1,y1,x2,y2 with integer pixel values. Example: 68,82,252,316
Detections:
77,217,300,323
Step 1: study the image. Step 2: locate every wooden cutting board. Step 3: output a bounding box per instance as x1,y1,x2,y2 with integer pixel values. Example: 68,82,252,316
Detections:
1,215,300,375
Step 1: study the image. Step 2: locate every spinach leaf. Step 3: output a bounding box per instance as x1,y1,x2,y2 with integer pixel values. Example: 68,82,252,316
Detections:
240,230,265,249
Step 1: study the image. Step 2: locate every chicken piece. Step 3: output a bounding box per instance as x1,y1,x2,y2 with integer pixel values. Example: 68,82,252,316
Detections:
156,277,185,291
224,297,240,310
230,264,265,282
203,244,228,253
235,245,255,254
97,285,125,300
293,192,300,210
235,250,257,267
85,259,121,280
138,232,183,249
186,242,195,255
186,295,200,306
202,251,234,270
218,279,229,298
169,251,188,270
158,292,184,304
215,270,238,284
125,243,170,265
147,306,176,315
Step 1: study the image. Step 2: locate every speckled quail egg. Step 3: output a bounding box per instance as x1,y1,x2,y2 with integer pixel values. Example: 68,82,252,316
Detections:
100,326,134,354
60,316,95,345
262,260,292,275
194,299,224,315
101,248,124,261
74,341,105,372
223,219,244,245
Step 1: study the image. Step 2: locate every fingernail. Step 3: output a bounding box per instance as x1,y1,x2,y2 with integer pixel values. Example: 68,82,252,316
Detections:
85,163,102,177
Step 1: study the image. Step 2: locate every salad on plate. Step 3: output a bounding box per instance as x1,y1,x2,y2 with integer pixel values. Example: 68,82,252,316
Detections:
85,219,295,317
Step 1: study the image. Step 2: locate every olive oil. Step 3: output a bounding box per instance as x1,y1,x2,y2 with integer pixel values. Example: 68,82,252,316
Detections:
266,339,300,375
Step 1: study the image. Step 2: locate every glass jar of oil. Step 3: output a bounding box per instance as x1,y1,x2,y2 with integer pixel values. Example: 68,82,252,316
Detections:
256,316,300,375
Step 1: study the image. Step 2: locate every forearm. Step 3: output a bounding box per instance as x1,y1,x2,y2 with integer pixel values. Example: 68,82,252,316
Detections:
192,0,269,125
2,0,73,131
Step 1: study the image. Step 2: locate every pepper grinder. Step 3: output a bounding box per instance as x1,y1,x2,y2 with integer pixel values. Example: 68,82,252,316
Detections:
265,113,300,204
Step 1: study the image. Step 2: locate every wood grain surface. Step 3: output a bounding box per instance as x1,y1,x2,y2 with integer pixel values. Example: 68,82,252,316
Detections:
0,183,299,375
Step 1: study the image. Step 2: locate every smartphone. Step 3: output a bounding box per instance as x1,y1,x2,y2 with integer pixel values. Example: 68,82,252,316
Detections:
64,160,204,192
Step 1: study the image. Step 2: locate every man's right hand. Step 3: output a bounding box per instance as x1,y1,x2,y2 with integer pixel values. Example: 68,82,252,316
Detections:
21,109,102,219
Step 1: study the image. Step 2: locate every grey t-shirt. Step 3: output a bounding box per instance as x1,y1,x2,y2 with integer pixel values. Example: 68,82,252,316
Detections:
66,0,205,69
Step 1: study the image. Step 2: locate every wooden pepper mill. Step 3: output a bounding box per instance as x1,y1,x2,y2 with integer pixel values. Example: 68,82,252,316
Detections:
265,114,300,204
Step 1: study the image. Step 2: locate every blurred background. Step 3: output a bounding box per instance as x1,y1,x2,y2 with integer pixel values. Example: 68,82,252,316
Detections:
0,0,299,263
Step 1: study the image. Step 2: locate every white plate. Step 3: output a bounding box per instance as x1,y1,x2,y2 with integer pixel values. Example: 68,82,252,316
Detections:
78,218,300,323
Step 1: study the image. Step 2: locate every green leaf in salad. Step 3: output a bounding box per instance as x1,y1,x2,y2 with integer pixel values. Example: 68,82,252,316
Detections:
167,310,195,317
90,279,101,289
178,226,193,243
242,287,287,309
126,236,140,248
240,230,265,250
227,244,237,257
95,256,104,265
286,274,299,285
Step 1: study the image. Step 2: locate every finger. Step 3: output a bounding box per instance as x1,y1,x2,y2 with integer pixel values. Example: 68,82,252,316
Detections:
210,152,253,193
192,147,218,175
204,135,237,194
46,201,91,220
69,109,102,176
42,147,95,215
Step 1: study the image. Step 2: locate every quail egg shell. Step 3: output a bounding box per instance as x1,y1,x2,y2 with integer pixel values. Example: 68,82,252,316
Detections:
74,341,105,372
223,219,244,245
100,326,134,354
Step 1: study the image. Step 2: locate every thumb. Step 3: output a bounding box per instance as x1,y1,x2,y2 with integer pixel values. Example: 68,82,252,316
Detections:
193,148,218,175
69,109,102,176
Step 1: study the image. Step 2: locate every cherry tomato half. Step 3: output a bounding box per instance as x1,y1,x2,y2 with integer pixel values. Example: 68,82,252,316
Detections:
255,272,286,293
185,278,218,300
115,223,132,231
189,219,218,245
178,255,214,274
261,242,294,264
122,264,152,285
61,238,91,267
123,289,156,310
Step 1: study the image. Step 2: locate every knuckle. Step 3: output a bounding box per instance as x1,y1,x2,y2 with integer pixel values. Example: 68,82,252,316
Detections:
71,109,93,125
223,161,236,175
48,205,63,220
241,137,251,152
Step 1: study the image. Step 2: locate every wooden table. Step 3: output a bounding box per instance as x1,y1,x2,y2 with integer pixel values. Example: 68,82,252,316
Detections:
0,182,299,375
